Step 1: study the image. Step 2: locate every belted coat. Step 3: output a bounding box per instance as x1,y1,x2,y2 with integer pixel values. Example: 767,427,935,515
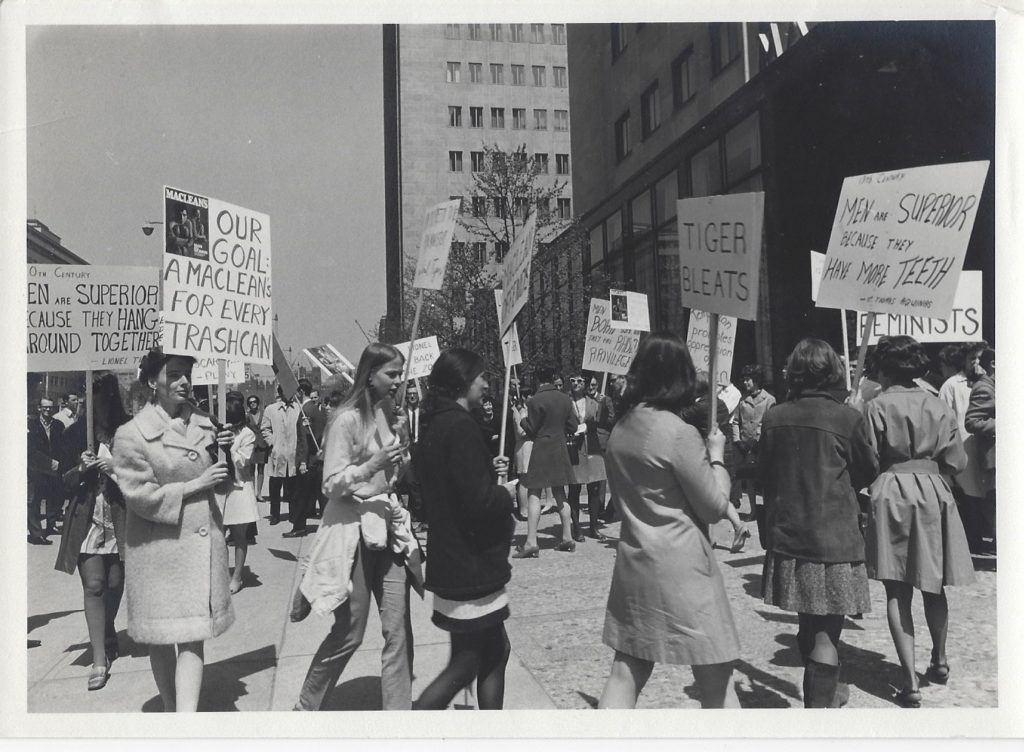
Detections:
113,402,235,644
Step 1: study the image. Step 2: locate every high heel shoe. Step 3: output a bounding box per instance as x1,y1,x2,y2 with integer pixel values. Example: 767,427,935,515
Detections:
512,544,539,559
894,686,922,708
88,659,110,691
554,540,576,553
729,527,751,553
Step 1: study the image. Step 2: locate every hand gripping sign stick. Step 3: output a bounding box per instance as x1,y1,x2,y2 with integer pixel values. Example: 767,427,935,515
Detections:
851,312,877,396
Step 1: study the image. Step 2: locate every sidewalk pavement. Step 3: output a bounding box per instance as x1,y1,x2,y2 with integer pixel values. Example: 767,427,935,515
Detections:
26,493,997,712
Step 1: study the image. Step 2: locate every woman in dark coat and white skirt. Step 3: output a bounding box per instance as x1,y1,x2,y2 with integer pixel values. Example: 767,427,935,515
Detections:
513,362,578,558
414,348,516,709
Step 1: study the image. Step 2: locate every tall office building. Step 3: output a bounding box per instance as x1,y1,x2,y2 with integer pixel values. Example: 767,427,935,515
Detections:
383,23,573,341
567,22,994,382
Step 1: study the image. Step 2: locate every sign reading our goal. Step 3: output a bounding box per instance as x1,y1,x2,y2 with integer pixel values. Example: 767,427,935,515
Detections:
161,186,273,364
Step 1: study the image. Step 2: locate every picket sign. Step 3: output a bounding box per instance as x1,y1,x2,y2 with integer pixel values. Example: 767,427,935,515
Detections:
677,192,765,431
494,290,522,482
815,162,989,392
810,250,852,390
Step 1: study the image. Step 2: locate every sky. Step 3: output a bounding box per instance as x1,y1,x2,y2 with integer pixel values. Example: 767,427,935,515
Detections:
26,24,385,372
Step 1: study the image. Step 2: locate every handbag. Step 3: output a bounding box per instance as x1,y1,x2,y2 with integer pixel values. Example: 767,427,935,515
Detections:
566,435,582,465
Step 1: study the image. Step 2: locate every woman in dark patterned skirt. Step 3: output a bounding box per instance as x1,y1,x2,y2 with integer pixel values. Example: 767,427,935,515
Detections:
758,339,880,707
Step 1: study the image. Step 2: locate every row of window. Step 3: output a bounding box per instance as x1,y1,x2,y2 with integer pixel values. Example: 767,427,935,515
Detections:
445,197,573,244
447,105,568,131
444,23,566,44
448,150,570,175
612,27,742,162
445,61,567,87
610,22,740,74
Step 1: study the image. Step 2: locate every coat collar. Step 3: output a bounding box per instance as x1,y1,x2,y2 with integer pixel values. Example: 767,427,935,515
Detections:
134,402,214,441
536,383,561,394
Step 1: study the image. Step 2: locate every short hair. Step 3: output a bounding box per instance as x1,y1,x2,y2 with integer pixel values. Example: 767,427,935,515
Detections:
427,347,486,401
959,341,989,371
620,331,697,414
534,362,557,383
979,348,995,372
740,364,765,387
874,335,930,380
938,343,963,369
138,346,195,384
297,378,313,396
247,394,261,406
785,338,845,395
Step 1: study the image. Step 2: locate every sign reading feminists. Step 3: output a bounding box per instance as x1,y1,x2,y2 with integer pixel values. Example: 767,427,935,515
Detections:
161,186,273,364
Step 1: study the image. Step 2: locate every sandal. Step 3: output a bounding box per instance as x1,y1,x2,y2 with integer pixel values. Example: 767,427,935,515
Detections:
925,663,950,685
512,544,539,559
894,687,921,708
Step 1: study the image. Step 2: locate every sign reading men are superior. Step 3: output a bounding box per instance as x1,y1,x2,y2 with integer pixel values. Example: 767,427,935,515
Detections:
27,264,160,371
161,186,273,364
816,161,989,319
677,192,765,320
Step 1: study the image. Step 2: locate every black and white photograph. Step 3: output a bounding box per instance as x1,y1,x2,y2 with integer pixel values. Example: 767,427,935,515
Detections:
4,0,1023,742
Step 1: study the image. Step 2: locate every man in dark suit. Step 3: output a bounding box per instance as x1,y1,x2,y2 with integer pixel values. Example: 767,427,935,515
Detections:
27,397,65,544
284,379,327,538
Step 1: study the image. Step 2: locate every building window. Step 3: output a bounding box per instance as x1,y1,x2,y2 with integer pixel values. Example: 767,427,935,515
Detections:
513,197,529,220
615,111,631,161
551,23,566,44
556,153,570,175
468,63,484,84
512,151,528,169
448,106,462,127
611,23,630,59
468,24,482,41
641,80,660,138
449,195,464,212
471,150,485,172
536,197,550,218
490,107,505,128
630,189,652,235
553,109,568,131
445,62,461,83
471,241,487,264
495,241,509,261
493,197,507,218
654,170,679,226
557,197,572,219
512,108,527,130
532,65,546,87
449,150,463,172
489,24,503,41
552,66,567,88
531,23,545,43
671,48,696,109
534,153,549,173
533,108,547,130
472,196,487,216
710,23,742,76
510,23,524,42
511,64,526,85
490,63,504,85
589,224,605,266
444,24,460,40
470,106,483,127
689,111,762,197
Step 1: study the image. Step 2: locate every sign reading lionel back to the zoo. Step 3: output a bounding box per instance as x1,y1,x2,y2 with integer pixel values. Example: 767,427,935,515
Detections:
676,192,764,320
161,186,273,365
27,264,161,372
815,161,989,319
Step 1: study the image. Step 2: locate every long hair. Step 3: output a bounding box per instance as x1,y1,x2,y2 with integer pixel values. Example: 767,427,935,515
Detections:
92,372,130,436
619,331,697,414
336,342,405,427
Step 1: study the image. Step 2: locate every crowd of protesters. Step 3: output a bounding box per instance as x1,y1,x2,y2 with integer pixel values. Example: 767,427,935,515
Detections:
27,333,993,710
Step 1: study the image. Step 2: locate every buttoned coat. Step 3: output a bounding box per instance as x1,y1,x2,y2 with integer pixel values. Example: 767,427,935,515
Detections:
113,403,234,645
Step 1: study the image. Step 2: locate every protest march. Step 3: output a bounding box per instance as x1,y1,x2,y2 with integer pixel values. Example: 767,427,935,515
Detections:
19,17,1006,730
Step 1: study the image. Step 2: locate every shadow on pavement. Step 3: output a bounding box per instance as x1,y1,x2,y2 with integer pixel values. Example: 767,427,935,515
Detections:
834,641,901,706
267,548,298,562
742,573,763,598
322,675,383,711
28,609,80,634
732,659,801,706
138,644,279,712
576,690,599,708
68,629,145,667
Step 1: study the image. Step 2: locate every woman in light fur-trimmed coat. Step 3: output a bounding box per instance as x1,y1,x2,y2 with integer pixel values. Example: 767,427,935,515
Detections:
113,348,235,712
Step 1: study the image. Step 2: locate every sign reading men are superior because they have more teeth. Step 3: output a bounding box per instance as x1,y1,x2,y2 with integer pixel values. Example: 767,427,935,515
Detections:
161,186,273,364
816,161,989,319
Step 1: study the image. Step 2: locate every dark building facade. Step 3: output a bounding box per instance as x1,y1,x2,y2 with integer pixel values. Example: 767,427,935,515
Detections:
567,21,995,387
